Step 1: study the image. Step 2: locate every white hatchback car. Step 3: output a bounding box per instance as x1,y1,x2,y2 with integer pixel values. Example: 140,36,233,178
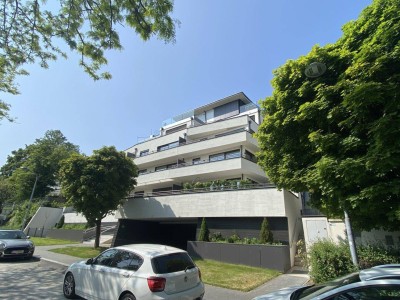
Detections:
63,244,205,300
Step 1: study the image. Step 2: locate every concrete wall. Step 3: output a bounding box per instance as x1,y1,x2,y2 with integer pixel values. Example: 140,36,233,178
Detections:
25,207,63,234
355,229,400,248
46,229,84,242
283,191,302,266
117,188,287,219
64,211,118,224
187,241,291,272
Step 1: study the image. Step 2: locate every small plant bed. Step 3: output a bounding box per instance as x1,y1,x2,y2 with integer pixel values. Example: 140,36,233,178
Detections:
30,237,79,246
49,246,107,258
194,258,281,292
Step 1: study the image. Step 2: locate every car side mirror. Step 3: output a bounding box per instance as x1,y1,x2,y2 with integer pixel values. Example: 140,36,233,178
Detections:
86,258,94,265
26,236,31,239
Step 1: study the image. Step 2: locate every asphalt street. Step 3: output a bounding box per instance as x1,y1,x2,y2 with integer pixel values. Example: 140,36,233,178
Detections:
0,251,309,300
0,257,73,300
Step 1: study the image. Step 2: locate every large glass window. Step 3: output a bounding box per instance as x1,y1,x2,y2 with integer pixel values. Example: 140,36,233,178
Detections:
139,149,149,157
209,150,240,162
225,150,241,159
209,153,225,162
157,141,179,152
192,158,201,165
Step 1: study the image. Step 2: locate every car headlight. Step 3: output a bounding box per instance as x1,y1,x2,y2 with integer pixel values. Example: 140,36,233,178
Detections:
0,242,5,250
28,242,35,249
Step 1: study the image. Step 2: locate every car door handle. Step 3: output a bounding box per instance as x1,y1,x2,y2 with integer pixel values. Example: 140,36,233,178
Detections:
122,273,130,278
99,268,106,272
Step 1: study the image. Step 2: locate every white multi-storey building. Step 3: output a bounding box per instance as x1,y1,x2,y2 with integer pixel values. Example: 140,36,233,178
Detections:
114,92,302,266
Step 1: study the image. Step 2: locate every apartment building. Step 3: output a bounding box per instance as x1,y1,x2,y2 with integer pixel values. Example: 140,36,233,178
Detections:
114,92,302,265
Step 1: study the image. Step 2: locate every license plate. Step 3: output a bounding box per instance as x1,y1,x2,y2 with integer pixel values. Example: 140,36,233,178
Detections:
12,250,24,254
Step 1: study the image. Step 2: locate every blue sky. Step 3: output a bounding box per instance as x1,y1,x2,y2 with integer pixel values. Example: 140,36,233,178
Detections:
0,0,372,166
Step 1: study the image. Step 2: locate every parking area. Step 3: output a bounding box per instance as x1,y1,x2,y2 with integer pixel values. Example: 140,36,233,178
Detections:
0,257,76,300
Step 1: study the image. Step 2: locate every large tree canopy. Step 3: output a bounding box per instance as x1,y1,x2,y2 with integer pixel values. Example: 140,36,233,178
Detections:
0,0,177,121
256,0,400,231
0,129,79,202
59,146,137,248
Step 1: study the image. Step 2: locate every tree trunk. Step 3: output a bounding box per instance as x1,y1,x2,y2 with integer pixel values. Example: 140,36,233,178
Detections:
95,219,101,248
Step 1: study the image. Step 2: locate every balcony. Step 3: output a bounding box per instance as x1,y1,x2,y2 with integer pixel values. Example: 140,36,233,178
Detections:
187,115,251,140
136,154,267,188
133,130,258,168
118,187,290,219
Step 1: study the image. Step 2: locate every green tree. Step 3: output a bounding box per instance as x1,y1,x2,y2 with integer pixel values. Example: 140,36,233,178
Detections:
59,146,138,248
0,130,79,202
256,0,400,230
259,217,273,244
0,0,178,121
198,217,209,242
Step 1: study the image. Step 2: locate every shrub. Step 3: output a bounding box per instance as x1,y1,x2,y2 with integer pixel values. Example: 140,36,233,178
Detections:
357,245,400,269
308,239,356,283
260,218,273,244
198,218,209,242
227,233,241,243
296,239,309,268
209,232,224,242
183,182,193,190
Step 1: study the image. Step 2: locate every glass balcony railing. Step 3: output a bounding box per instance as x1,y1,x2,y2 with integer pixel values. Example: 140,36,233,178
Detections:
137,152,258,177
130,183,275,198
239,103,259,114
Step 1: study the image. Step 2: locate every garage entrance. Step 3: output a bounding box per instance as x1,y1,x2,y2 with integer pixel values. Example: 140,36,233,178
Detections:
113,219,197,250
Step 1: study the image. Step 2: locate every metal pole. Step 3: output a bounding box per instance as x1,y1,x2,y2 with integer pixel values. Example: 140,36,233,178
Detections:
21,174,38,231
344,210,358,267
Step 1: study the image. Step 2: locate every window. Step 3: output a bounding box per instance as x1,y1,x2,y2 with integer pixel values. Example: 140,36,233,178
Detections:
155,163,177,172
94,249,119,266
157,141,179,152
111,250,143,271
209,150,240,162
152,253,195,274
326,286,400,300
138,169,147,175
225,150,241,159
209,153,225,162
192,158,201,165
139,149,149,157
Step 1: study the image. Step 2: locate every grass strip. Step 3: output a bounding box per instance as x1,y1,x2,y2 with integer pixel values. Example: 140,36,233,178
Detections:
194,258,281,292
49,246,106,258
31,237,79,246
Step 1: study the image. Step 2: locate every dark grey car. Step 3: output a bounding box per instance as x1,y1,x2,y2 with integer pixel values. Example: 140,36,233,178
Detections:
253,265,400,300
0,230,35,259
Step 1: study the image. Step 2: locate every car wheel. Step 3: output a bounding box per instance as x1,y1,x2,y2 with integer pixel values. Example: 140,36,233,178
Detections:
121,293,136,300
63,272,76,299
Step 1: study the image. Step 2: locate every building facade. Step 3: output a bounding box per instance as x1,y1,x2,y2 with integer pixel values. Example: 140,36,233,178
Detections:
114,92,303,266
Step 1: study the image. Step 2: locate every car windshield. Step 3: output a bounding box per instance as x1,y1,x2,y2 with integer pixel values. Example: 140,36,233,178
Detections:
0,230,27,239
296,272,360,300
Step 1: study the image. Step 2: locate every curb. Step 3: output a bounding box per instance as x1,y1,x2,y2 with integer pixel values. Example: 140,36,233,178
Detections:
39,256,70,267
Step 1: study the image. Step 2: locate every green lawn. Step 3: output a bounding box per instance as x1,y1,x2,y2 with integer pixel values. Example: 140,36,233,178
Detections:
45,242,281,292
50,246,107,258
30,237,80,246
194,258,281,291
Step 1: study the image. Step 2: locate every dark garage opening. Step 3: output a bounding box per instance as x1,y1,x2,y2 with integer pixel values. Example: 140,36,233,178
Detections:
113,219,197,250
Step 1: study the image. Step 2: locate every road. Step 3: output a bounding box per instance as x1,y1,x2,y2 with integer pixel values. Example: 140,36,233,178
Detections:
0,257,75,300
0,255,306,300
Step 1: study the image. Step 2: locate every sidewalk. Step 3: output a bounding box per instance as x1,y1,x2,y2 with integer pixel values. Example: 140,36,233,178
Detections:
35,244,310,300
